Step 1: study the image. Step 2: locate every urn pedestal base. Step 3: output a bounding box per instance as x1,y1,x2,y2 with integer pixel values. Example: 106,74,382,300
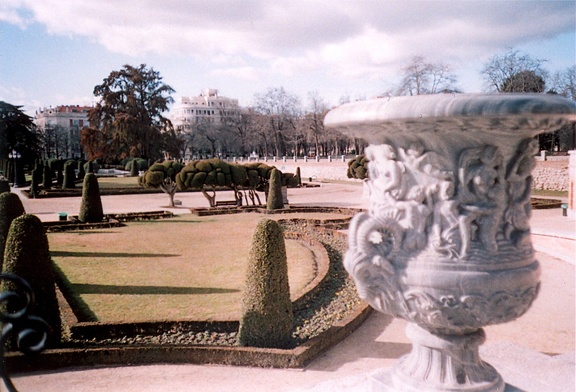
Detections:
371,323,504,392
324,93,576,392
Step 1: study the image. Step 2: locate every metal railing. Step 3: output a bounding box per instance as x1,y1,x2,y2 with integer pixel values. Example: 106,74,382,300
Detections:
0,274,49,392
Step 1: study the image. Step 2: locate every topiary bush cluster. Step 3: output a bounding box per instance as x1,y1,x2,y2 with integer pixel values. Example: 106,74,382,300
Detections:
347,155,369,180
175,159,299,191
238,219,293,348
138,160,185,207
138,158,299,208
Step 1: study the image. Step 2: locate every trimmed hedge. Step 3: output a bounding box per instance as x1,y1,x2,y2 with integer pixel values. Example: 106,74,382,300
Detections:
0,176,10,194
0,192,25,269
267,168,284,210
239,219,293,348
62,160,76,189
347,155,368,180
2,214,62,348
79,173,103,223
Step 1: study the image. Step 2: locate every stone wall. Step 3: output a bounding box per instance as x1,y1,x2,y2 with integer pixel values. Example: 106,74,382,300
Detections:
270,156,570,192
531,159,569,192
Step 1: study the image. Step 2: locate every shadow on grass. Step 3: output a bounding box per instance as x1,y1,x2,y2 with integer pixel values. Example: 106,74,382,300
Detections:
71,283,240,295
52,251,180,258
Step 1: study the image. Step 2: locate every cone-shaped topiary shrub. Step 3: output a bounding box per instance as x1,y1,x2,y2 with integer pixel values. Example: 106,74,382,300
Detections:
42,163,52,189
238,219,293,348
2,214,62,348
29,165,41,197
0,192,25,269
0,176,10,194
77,160,85,181
295,167,302,187
130,158,139,177
62,160,76,189
79,173,103,223
266,168,284,210
85,160,94,174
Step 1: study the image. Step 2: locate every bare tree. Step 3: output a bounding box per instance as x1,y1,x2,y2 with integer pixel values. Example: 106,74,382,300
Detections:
550,65,576,101
396,56,458,96
253,87,301,158
304,91,329,157
481,48,549,92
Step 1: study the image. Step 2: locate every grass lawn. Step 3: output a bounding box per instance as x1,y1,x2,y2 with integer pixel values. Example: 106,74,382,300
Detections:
531,189,568,198
96,176,142,189
49,213,326,323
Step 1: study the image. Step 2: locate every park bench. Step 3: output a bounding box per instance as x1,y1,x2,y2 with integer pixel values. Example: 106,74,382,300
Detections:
214,199,241,207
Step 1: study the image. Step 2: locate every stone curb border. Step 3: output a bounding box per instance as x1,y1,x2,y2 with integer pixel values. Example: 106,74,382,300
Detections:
6,304,372,373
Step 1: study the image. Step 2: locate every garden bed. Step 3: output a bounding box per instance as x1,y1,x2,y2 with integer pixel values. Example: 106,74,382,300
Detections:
7,211,369,372
43,211,175,232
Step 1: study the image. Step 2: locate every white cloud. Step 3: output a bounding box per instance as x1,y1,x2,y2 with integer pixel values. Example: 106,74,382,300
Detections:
210,66,260,81
2,0,574,108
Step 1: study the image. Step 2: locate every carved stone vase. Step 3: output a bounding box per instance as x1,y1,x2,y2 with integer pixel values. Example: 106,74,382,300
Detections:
324,94,576,391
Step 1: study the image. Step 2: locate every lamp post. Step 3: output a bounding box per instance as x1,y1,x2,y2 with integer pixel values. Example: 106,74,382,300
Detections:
8,149,22,188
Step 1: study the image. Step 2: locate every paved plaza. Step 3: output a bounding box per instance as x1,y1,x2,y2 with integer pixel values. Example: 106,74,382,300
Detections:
7,181,575,392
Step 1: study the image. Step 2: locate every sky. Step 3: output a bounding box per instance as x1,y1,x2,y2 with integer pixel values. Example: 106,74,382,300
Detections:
1,0,574,116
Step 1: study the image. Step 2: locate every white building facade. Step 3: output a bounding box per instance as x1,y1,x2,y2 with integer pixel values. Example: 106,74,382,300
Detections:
35,105,92,159
170,89,242,133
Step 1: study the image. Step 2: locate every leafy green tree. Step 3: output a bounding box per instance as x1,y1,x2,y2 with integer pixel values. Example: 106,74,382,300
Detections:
0,101,41,165
239,219,293,348
83,64,176,162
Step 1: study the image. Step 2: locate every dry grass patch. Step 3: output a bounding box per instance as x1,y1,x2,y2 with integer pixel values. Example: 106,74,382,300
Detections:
48,213,334,323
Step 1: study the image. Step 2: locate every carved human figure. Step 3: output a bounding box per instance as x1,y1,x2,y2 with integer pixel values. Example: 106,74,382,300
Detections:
431,180,461,257
396,185,432,251
366,144,405,203
458,145,506,255
505,138,539,246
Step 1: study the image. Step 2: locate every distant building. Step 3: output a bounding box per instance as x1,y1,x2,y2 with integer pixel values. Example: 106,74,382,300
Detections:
170,89,242,134
35,105,92,159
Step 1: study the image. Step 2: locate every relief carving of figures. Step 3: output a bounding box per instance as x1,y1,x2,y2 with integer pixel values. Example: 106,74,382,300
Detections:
505,138,538,248
457,145,506,256
365,142,452,255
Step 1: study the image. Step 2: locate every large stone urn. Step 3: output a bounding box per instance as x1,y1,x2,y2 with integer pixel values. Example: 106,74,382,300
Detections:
324,94,575,391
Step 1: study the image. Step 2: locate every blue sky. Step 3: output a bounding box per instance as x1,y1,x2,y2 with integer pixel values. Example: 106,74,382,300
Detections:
1,0,574,116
